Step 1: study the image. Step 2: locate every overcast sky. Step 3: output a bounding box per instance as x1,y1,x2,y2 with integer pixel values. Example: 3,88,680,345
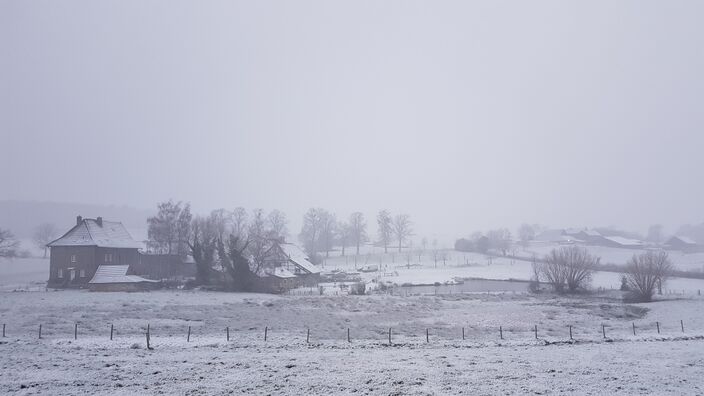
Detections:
2,1,703,241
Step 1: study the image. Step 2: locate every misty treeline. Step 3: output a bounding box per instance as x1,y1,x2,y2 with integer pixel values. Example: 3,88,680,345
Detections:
0,223,59,259
145,200,414,290
454,229,513,256
530,246,674,302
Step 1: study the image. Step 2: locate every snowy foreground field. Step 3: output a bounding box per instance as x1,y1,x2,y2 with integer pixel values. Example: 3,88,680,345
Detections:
1,290,704,395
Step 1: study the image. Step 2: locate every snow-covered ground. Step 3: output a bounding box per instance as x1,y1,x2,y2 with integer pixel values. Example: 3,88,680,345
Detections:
1,290,704,394
319,245,704,295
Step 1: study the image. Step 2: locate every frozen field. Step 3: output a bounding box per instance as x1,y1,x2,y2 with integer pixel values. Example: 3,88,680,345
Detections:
1,290,704,394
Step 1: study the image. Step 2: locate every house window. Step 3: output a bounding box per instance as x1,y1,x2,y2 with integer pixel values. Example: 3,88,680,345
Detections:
80,270,86,278
58,269,63,278
105,253,113,263
70,255,77,263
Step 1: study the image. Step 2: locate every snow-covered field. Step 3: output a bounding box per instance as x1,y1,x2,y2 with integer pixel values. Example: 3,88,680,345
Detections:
320,245,704,295
1,290,704,394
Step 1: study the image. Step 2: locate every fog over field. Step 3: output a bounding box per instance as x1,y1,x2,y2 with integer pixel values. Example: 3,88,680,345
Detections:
2,1,704,395
3,1,704,238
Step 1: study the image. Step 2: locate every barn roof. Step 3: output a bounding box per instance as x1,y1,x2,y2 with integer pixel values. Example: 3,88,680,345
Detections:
668,236,697,245
266,267,298,279
279,243,321,274
602,236,644,247
48,218,142,249
89,265,158,284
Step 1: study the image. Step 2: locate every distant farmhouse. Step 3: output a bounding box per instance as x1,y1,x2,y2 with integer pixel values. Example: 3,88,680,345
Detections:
255,242,322,293
665,236,700,252
47,216,194,291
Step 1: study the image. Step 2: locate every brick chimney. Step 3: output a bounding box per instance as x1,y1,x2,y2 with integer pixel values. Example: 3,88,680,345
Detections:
96,217,103,227
76,215,83,225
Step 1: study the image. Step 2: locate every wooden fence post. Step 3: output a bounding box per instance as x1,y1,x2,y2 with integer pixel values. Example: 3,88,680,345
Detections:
462,327,465,341
74,323,78,340
347,328,350,343
306,328,310,344
602,324,606,339
681,320,684,333
146,324,152,350
39,324,42,339
534,325,538,339
187,326,191,342
388,328,392,345
656,322,660,334
569,325,573,340
499,326,503,340
110,324,114,341
426,328,429,343
632,322,636,336
2,323,5,338
264,326,268,341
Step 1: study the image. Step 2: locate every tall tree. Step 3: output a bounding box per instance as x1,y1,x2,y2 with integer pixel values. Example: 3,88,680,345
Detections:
299,208,325,259
189,216,218,285
337,220,351,256
266,209,288,242
319,211,337,258
217,234,252,291
624,251,673,302
377,210,392,253
391,214,413,252
247,209,272,271
0,228,19,258
232,207,249,238
209,208,233,241
33,223,58,258
349,212,368,255
147,200,191,256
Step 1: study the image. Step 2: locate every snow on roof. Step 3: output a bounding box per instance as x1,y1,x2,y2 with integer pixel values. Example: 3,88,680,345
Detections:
602,236,644,246
48,218,142,249
279,243,321,274
669,236,697,245
266,267,298,279
582,230,602,237
89,265,158,284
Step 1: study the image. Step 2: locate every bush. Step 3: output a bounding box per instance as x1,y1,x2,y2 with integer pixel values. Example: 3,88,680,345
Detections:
537,246,598,293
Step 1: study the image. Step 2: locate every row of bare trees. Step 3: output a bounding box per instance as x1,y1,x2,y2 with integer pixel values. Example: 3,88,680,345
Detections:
299,209,414,261
533,246,674,302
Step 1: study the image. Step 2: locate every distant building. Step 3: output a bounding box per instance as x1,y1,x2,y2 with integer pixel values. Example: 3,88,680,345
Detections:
665,236,699,252
47,216,195,289
255,242,322,293
599,236,644,249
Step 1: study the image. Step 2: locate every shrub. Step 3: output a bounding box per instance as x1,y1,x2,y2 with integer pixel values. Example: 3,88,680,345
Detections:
349,282,366,295
623,251,672,302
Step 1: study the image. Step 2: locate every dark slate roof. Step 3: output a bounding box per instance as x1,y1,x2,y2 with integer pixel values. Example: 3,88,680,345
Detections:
48,218,142,249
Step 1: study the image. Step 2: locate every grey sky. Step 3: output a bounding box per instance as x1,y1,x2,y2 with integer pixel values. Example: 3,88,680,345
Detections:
2,1,703,240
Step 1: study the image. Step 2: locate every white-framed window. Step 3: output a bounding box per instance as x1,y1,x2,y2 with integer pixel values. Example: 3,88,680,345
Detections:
80,269,86,278
58,269,64,278
70,255,77,263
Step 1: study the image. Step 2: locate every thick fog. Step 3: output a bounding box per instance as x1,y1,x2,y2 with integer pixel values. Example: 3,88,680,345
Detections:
2,1,703,239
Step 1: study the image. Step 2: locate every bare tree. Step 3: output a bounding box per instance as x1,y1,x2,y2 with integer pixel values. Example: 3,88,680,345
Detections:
0,228,20,258
209,208,233,241
319,211,337,258
349,212,368,255
487,228,511,256
337,220,351,256
299,208,325,260
391,214,413,252
266,209,288,242
539,246,598,293
624,251,673,302
232,207,249,238
189,216,219,285
247,209,271,271
147,200,192,256
377,210,393,253
33,223,58,258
